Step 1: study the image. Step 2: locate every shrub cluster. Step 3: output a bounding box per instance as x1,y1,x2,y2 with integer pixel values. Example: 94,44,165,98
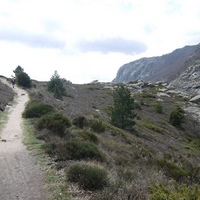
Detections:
73,116,88,129
139,122,164,133
13,65,32,88
157,159,188,181
47,71,66,100
170,106,186,127
67,163,109,190
89,119,105,133
149,182,200,200
42,140,102,161
37,113,71,137
78,130,99,144
155,103,163,113
22,103,53,118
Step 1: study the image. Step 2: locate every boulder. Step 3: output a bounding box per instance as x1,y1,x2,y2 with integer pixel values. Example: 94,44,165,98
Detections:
189,95,200,103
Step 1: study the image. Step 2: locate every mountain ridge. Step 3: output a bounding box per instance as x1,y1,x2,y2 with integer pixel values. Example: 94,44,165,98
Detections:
113,43,200,90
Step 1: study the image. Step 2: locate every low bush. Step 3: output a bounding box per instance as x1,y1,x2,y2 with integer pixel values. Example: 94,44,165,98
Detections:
138,122,164,133
37,113,71,137
170,106,186,127
149,182,200,200
42,140,102,161
157,159,188,181
22,103,53,118
65,140,102,160
155,103,163,113
73,116,88,129
16,72,32,88
89,119,105,133
78,130,99,144
67,163,109,190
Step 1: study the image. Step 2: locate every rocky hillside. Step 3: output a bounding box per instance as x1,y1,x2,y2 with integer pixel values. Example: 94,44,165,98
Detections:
113,43,200,94
0,76,15,112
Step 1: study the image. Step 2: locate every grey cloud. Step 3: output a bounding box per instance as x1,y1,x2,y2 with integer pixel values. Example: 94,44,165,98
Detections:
0,28,65,49
77,37,147,55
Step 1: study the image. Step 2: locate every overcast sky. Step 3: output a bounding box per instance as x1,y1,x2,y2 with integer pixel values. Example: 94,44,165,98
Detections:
0,0,200,83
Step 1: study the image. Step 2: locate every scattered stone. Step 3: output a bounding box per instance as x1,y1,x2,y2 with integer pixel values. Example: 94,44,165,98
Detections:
1,139,6,142
158,88,167,92
156,92,170,97
189,95,200,103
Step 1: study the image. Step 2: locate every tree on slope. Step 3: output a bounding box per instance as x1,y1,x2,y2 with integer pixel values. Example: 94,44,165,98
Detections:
111,85,136,130
13,65,32,88
169,106,186,127
47,70,66,100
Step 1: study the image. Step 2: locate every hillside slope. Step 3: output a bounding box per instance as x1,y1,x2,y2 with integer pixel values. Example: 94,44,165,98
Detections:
24,80,200,199
0,76,15,111
113,43,200,89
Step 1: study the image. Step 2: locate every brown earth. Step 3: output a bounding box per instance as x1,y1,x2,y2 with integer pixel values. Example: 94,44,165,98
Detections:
0,78,48,200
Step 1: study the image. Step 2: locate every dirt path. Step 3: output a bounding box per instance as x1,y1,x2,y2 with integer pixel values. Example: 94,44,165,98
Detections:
0,79,48,200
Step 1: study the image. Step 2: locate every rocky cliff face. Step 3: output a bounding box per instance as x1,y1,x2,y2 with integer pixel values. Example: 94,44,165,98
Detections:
113,44,200,92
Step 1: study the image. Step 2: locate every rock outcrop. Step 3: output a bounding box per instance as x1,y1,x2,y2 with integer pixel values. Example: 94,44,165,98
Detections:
113,44,200,90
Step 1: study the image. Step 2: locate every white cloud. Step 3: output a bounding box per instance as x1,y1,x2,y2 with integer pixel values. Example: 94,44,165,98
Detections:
0,0,200,83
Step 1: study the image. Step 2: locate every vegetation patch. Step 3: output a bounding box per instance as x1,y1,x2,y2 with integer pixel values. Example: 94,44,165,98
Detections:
154,103,163,113
67,163,109,190
73,116,88,129
22,103,53,118
42,140,102,161
78,130,99,144
138,121,164,133
170,106,186,127
149,182,200,200
89,119,105,133
47,71,67,100
22,119,71,200
37,113,71,137
156,159,188,181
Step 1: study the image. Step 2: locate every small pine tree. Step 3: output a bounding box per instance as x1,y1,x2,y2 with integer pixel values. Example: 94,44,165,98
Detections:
16,72,32,88
13,66,31,88
111,85,136,130
13,65,24,74
170,106,185,127
47,71,66,100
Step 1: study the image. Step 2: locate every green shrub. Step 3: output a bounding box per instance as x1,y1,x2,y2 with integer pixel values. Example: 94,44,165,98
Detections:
149,182,200,200
47,71,66,100
78,130,99,144
65,141,102,160
89,119,105,133
157,159,188,181
138,122,164,133
37,113,71,137
170,106,186,127
117,167,135,182
42,140,102,161
41,141,57,155
13,65,32,88
67,163,109,190
73,116,88,129
134,102,142,110
155,103,163,113
22,103,53,118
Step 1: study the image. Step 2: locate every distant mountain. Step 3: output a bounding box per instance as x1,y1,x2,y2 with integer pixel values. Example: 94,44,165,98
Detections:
113,43,200,94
